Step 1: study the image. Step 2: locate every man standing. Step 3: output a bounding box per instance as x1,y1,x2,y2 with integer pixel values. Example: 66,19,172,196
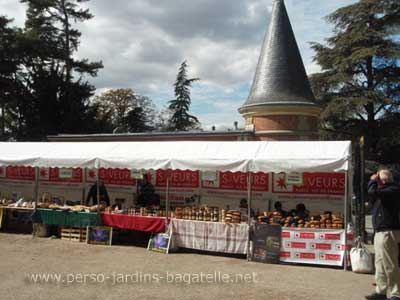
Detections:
366,169,400,300
86,180,110,206
137,174,159,207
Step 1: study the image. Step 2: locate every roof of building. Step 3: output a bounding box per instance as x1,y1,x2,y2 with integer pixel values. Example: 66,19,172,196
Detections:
240,0,317,110
47,130,254,142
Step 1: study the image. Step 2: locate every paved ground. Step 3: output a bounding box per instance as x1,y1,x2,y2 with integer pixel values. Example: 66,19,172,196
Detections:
0,233,375,300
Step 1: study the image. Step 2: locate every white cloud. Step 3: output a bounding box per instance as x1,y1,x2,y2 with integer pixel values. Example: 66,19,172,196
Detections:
1,0,358,129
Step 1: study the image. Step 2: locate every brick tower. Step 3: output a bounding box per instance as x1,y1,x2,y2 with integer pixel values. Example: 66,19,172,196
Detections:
239,0,321,141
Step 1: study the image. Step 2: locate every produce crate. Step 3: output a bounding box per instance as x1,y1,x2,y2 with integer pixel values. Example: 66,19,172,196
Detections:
60,226,87,242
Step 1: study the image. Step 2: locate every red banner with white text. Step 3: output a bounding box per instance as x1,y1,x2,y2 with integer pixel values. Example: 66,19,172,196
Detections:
39,168,83,183
86,168,137,186
2,166,36,181
273,172,345,195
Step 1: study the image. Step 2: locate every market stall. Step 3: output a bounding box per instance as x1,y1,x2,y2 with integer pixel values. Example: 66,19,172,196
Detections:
32,208,101,227
0,141,352,266
171,218,248,254
101,213,165,233
0,206,34,232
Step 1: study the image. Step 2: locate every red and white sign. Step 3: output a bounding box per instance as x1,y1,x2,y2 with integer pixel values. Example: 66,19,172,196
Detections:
273,172,345,195
5,166,35,181
203,171,269,191
155,169,199,188
86,168,136,186
280,228,353,266
39,168,83,183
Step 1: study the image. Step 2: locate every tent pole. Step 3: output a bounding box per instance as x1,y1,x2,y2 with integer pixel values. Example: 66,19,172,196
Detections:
34,167,39,210
96,168,100,212
165,170,170,232
360,137,366,242
32,167,39,238
82,168,86,205
343,171,349,271
247,172,253,261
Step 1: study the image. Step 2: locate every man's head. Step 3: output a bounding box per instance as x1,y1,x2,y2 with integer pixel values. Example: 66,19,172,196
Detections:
378,169,393,184
240,198,248,208
296,203,306,212
274,201,282,210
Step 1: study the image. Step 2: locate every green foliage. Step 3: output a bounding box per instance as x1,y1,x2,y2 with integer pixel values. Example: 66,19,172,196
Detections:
310,0,400,163
0,16,22,140
0,0,103,140
94,88,155,133
168,61,201,131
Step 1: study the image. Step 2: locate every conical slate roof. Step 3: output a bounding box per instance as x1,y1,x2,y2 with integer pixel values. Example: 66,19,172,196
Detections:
240,0,316,109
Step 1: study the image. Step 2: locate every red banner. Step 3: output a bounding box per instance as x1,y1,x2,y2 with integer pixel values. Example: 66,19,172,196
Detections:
40,168,83,183
296,252,316,259
299,232,315,239
6,166,35,181
273,172,345,195
155,170,199,188
87,168,136,186
204,171,269,191
288,242,307,249
322,254,341,261
311,243,332,250
323,233,341,240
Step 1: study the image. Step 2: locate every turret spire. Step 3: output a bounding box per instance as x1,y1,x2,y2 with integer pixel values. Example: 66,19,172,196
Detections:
240,0,316,109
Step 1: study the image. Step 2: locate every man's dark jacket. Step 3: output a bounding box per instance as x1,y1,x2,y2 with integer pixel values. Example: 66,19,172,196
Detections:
368,180,400,231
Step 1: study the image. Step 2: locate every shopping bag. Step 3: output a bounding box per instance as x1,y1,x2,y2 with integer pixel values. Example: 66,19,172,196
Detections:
350,237,374,274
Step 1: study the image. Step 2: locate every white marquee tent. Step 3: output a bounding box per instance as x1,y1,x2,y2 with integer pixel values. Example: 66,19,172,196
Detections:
0,141,352,173
0,140,353,267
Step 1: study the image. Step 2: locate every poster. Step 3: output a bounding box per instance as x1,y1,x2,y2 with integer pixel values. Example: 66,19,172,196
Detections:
280,228,353,266
86,226,113,246
251,224,281,264
147,232,171,254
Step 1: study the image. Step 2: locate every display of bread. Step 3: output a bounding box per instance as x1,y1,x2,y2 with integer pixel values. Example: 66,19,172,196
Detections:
0,198,35,208
257,211,344,229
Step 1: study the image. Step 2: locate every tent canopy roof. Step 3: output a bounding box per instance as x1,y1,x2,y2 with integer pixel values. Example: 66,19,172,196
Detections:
0,141,352,173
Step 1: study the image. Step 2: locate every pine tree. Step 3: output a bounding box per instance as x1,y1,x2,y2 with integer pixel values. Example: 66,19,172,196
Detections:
168,61,201,131
310,0,400,162
19,0,103,138
0,16,21,139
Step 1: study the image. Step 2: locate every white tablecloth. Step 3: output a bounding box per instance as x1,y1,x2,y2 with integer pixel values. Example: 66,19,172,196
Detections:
171,219,249,254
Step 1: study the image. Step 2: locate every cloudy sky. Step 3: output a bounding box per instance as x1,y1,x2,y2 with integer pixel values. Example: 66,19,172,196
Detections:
1,0,357,130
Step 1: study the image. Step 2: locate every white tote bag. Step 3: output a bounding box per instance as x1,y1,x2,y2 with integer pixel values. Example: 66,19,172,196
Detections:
350,237,374,274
